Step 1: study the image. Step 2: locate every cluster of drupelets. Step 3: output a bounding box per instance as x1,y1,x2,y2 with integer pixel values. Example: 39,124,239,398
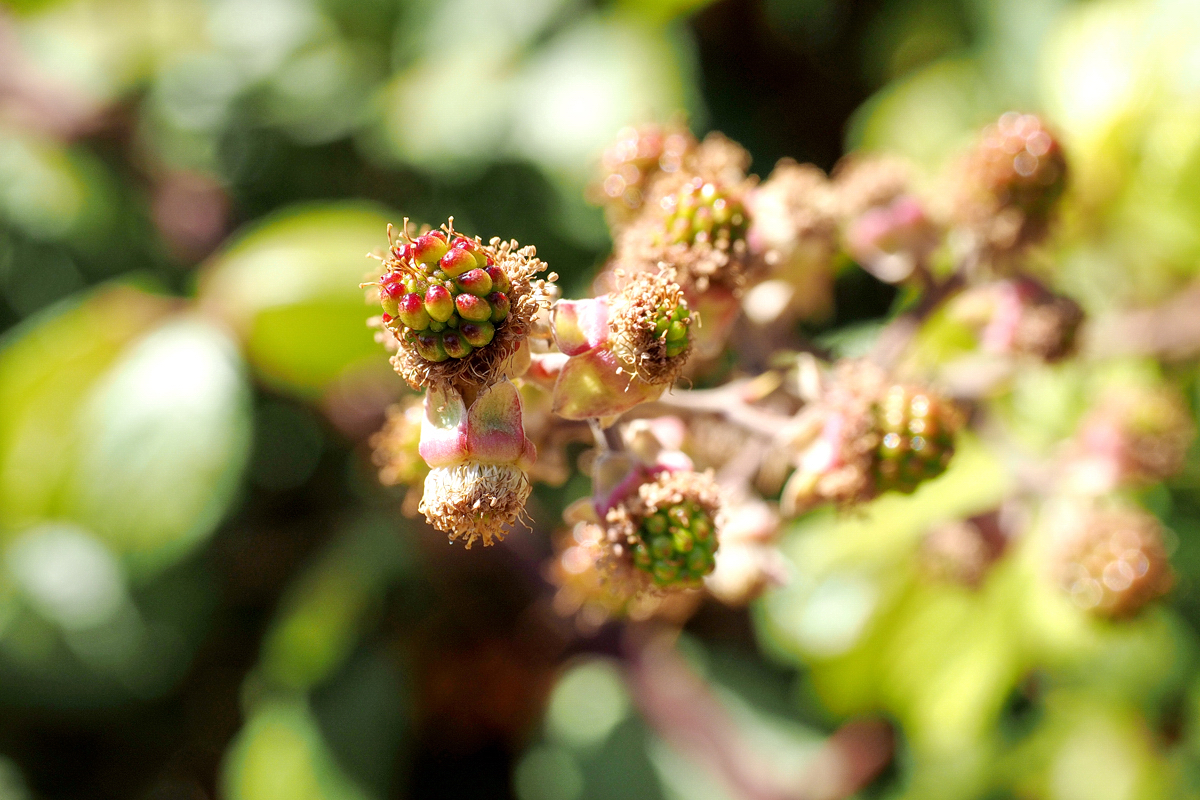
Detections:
366,111,1191,628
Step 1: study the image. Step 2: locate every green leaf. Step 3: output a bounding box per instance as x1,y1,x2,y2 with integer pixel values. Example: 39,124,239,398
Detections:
222,698,371,800
0,285,173,537
61,316,252,578
198,203,398,396
258,518,414,692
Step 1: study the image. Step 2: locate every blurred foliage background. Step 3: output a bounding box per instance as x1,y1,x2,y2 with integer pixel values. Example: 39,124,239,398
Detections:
3,0,1200,798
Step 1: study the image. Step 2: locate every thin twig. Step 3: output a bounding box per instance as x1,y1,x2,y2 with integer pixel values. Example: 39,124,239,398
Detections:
590,418,626,451
650,381,793,439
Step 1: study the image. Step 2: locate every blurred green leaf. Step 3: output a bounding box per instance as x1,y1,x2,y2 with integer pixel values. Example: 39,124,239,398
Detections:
62,316,252,577
0,285,173,537
198,203,397,396
222,697,372,800
258,517,413,692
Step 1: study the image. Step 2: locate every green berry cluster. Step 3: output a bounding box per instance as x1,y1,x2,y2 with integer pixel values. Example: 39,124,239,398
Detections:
660,177,748,249
378,229,512,363
874,385,957,494
652,304,692,358
630,498,718,588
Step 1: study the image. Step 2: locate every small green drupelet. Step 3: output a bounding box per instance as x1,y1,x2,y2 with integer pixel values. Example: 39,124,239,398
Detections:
652,304,692,358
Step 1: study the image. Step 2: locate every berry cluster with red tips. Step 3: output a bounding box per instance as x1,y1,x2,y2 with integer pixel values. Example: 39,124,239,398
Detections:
378,229,512,363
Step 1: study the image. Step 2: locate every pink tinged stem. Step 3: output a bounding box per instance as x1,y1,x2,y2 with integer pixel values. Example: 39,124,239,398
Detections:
465,379,531,465
552,297,611,356
418,384,470,467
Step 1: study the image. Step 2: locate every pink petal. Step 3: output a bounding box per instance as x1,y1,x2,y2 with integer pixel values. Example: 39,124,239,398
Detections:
552,297,610,356
465,379,528,464
419,384,469,467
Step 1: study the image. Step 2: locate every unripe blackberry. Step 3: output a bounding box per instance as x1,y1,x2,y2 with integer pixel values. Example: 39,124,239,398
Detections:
875,385,958,494
781,361,962,515
659,176,748,250
611,134,757,303
953,112,1067,256
548,522,701,631
630,498,718,588
609,269,694,385
606,469,724,591
595,123,695,219
1050,503,1173,618
370,220,555,390
973,113,1065,218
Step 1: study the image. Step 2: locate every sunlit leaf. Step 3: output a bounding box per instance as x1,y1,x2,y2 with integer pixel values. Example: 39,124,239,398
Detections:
0,285,173,537
63,316,252,577
198,203,397,395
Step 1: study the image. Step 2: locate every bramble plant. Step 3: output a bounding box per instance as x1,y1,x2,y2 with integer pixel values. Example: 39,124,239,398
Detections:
365,109,1188,629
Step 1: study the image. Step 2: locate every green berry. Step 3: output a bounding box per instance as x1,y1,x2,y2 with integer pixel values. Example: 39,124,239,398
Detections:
441,330,473,359
412,231,449,264
396,292,430,330
485,266,511,294
487,292,510,322
414,331,449,362
425,285,455,322
456,293,492,322
460,320,495,348
456,268,493,297
439,248,476,278
874,385,957,494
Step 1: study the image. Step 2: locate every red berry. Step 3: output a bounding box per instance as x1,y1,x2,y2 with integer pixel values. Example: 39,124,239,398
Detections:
455,268,493,297
487,291,510,322
460,320,495,348
441,330,474,359
397,292,431,330
412,231,449,265
456,293,492,322
485,266,511,294
439,248,477,279
379,279,404,317
425,284,455,322
452,237,489,269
